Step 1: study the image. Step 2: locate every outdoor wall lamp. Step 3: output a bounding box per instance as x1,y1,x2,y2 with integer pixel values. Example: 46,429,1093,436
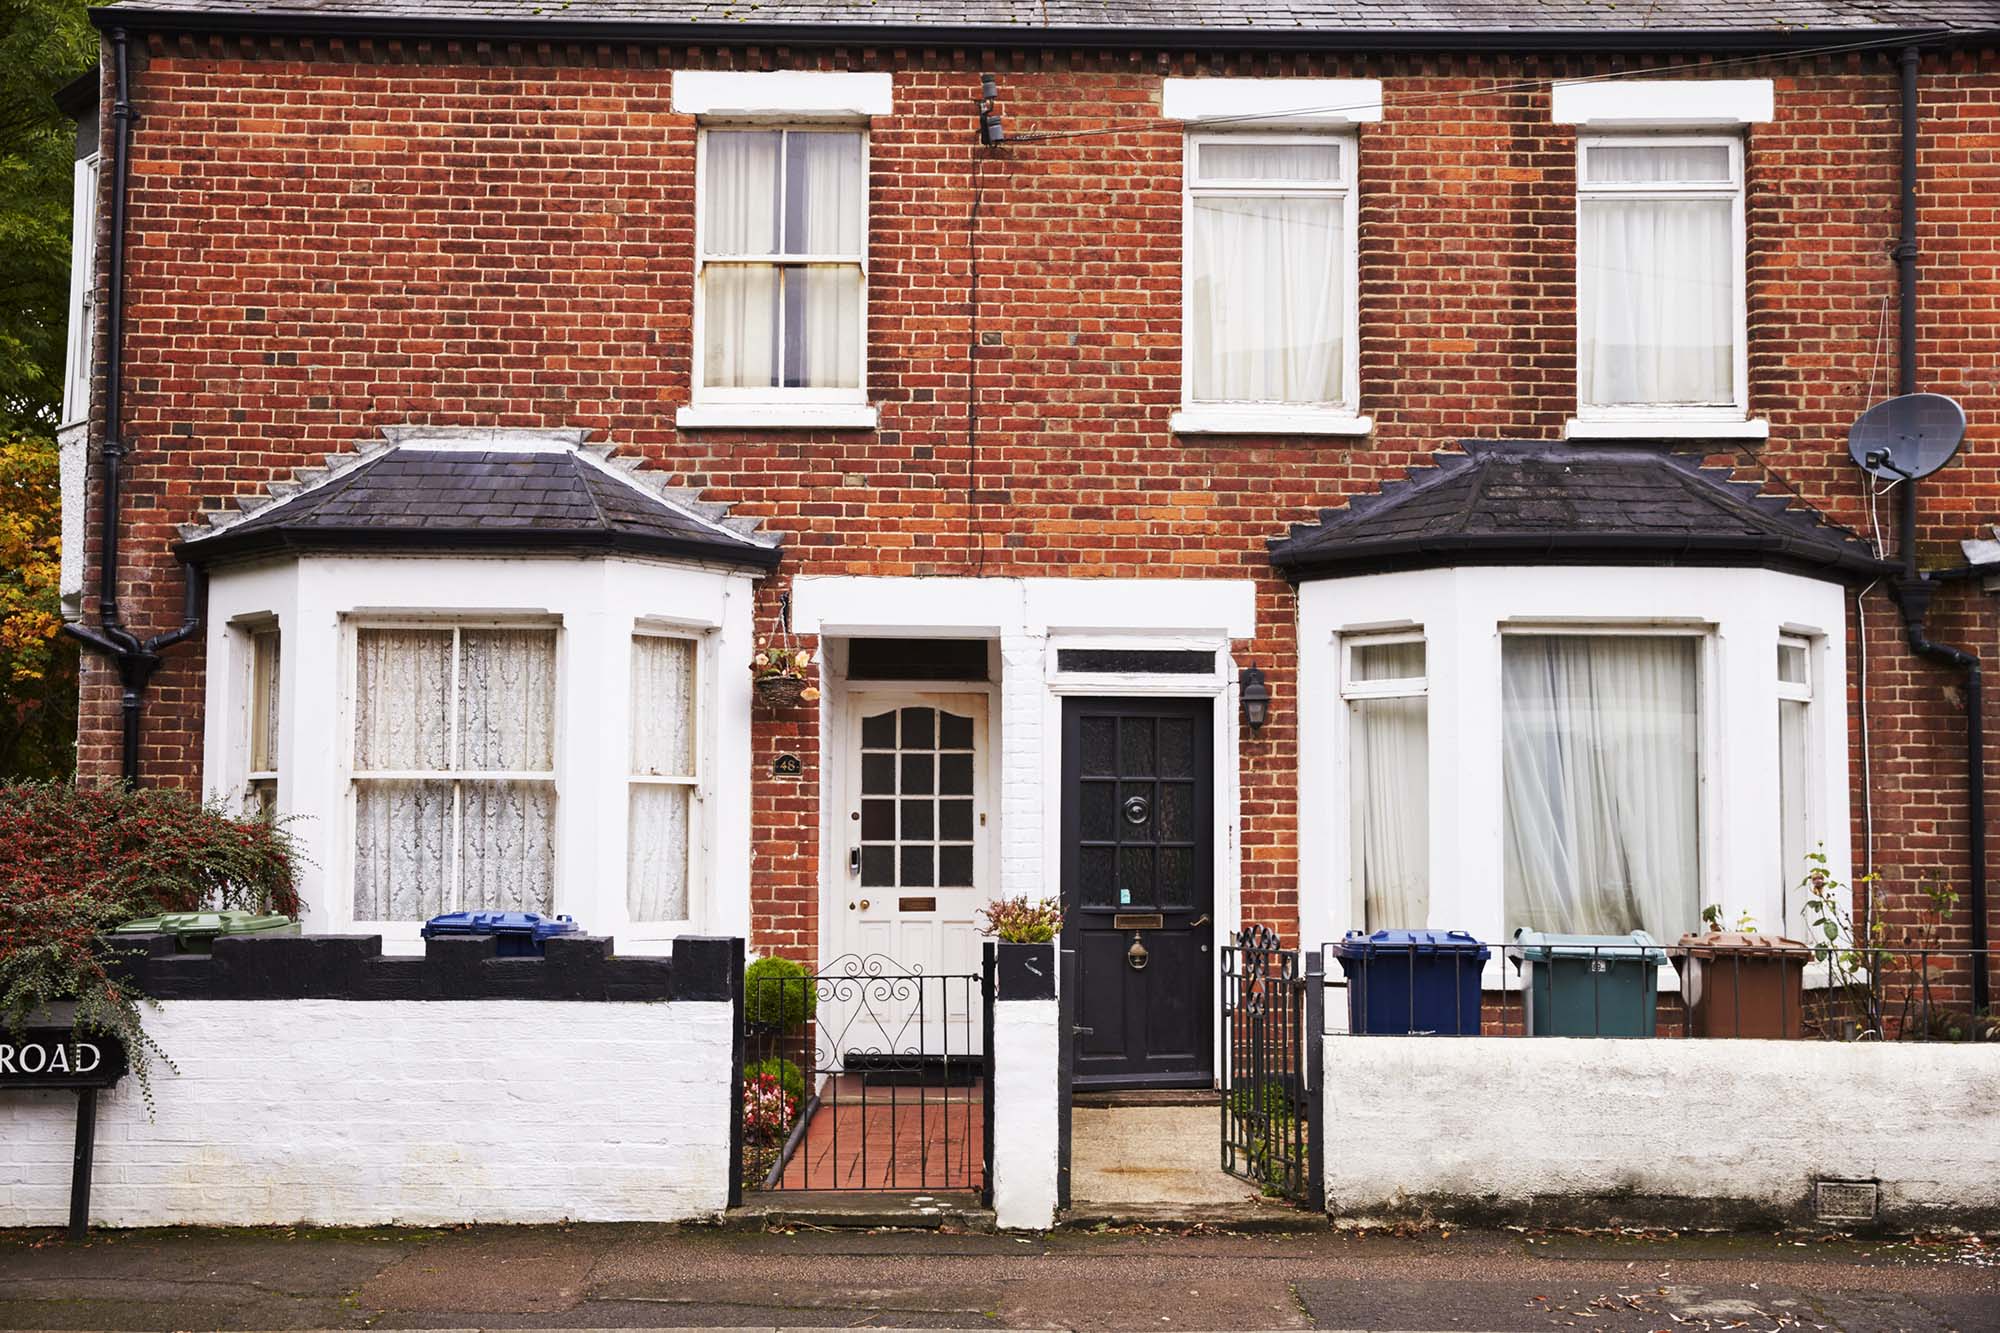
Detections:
1239,665,1272,733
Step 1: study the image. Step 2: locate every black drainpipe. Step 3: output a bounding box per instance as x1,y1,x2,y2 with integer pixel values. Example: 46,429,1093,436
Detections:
61,27,205,787
1885,43,1989,1015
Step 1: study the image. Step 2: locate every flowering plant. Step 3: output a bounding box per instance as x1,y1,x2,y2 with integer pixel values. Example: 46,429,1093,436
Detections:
977,894,1064,944
750,637,819,706
0,781,302,1100
742,1071,797,1143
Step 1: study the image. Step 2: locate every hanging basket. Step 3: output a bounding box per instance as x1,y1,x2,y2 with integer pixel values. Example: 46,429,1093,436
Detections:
755,674,808,708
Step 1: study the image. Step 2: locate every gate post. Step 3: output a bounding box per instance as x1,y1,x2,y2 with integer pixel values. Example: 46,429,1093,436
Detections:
1303,950,1326,1213
727,945,746,1209
990,940,1059,1230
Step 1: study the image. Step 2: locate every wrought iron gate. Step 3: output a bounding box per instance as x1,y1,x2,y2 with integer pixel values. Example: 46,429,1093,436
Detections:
1219,925,1324,1208
736,954,990,1195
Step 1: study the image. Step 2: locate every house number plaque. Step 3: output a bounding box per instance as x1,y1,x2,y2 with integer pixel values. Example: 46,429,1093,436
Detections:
771,753,804,778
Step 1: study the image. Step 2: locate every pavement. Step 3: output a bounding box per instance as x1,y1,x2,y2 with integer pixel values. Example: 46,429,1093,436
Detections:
2,1221,1996,1331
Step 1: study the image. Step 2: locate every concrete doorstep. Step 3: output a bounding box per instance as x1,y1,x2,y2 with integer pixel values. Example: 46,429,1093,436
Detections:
725,1190,995,1232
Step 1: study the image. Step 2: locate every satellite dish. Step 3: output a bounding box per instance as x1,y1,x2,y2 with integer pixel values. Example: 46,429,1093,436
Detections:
1848,393,1967,482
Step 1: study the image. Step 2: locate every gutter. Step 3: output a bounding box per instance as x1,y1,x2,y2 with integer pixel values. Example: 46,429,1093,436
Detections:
83,8,1976,54
1882,43,1990,1016
59,27,205,787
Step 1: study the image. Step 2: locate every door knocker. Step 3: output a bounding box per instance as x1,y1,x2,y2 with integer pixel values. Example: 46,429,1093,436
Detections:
1126,932,1150,970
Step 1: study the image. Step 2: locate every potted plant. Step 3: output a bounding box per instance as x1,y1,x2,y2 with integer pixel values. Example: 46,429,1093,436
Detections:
751,639,820,708
977,895,1063,996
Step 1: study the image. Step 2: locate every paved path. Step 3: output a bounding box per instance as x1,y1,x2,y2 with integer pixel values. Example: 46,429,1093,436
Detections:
1,1223,1993,1330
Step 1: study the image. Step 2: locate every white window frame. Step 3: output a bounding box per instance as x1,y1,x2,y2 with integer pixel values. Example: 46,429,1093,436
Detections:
343,616,564,923
245,625,281,817
689,123,870,411
1174,131,1367,437
1570,133,1753,437
1776,632,1817,930
62,151,100,427
1340,631,1428,930
626,624,706,932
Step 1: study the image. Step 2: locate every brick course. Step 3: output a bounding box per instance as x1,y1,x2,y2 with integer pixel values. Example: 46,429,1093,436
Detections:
75,36,2000,979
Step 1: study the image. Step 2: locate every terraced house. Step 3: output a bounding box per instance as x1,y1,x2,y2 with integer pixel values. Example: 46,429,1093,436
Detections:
52,0,1998,1127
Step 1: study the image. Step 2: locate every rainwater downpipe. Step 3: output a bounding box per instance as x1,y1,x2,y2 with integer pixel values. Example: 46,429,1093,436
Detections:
1887,43,1990,1015
60,28,206,787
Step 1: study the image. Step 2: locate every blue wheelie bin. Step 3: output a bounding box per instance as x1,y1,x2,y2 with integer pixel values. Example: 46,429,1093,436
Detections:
1511,929,1668,1037
1333,929,1490,1035
421,911,579,957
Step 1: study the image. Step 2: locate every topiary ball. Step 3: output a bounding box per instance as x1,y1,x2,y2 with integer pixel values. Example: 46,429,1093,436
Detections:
745,1056,807,1104
744,955,816,1029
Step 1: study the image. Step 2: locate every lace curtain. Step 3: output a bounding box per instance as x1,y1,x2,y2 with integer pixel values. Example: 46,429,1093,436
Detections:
628,635,696,922
352,626,557,921
1579,144,1735,407
1189,141,1342,405
1501,635,1700,940
703,128,863,390
1349,640,1428,930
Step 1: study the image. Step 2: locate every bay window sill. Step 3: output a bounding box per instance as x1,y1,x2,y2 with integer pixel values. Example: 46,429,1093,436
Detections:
1172,407,1373,438
676,403,879,431
1565,415,1770,442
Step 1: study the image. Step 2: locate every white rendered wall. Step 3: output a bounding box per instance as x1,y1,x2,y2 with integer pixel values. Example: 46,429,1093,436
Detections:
0,1000,733,1228
990,998,1060,1230
1322,1037,2000,1226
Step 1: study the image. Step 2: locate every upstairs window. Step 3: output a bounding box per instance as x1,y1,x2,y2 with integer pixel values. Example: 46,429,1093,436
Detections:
697,127,866,401
1576,137,1745,419
1185,134,1357,413
63,150,100,425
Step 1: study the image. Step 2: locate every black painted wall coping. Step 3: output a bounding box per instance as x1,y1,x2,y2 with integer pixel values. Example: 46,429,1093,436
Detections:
995,941,1057,1002
103,932,743,1003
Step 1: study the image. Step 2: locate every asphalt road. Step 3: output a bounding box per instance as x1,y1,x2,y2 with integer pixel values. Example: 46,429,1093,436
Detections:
1,1222,1994,1332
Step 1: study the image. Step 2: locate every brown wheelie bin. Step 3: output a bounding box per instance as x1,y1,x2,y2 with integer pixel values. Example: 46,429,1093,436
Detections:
1674,932,1811,1038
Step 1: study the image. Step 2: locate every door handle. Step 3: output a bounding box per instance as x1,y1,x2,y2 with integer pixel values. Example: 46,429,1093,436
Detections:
849,846,861,876
1191,914,1211,928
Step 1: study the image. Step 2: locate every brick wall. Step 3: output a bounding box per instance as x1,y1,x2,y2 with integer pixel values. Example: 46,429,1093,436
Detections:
75,35,2000,967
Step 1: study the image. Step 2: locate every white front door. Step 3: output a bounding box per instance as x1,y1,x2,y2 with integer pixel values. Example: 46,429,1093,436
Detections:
833,691,990,979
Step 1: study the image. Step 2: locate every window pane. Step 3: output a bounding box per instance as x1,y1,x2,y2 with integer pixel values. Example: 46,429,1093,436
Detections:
353,779,451,921
1579,197,1734,406
703,129,781,255
459,629,558,772
1501,635,1700,939
783,130,864,255
1778,641,1810,689
1778,698,1810,917
1190,195,1342,403
460,780,556,912
1351,639,1425,684
1197,140,1340,182
702,263,780,388
1352,695,1429,929
354,628,451,771
782,265,862,389
1586,143,1732,184
629,783,691,922
631,635,696,776
250,630,281,772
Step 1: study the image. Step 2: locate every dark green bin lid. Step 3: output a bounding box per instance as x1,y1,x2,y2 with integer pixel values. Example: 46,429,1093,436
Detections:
1511,928,1667,965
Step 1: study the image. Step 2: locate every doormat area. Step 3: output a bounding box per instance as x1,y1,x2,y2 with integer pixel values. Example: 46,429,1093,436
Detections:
1069,1104,1263,1207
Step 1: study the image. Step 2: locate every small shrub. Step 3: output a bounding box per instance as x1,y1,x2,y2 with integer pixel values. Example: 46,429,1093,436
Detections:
746,1055,807,1103
742,1071,797,1144
977,894,1063,944
744,955,815,1029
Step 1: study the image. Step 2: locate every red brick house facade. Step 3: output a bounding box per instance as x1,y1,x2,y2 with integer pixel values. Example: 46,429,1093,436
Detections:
59,0,1997,1079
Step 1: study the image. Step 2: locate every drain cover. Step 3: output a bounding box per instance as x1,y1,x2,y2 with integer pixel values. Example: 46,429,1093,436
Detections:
1814,1179,1880,1223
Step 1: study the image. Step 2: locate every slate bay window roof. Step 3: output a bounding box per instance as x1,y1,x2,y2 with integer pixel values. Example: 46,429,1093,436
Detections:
1268,440,1892,583
177,428,781,570
89,0,1994,43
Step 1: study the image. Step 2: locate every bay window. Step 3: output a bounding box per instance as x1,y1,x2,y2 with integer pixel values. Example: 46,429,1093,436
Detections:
1500,633,1702,941
247,627,280,818
1181,133,1360,429
628,631,700,924
1576,136,1745,422
351,624,559,922
1344,635,1428,930
696,127,866,400
1777,635,1813,919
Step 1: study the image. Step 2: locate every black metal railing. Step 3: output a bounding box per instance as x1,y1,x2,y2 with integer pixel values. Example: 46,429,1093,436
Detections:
738,953,989,1193
1323,943,2000,1042
1220,926,1324,1207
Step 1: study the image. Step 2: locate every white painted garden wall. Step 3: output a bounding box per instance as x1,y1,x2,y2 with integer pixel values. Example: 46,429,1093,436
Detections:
1323,1037,2000,1227
1,999,733,1228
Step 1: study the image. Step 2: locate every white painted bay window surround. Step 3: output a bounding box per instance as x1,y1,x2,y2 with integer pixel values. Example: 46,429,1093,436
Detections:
674,70,889,431
246,626,280,817
63,149,100,427
1164,78,1377,437
628,630,701,925
1553,80,1772,442
1295,565,1852,966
